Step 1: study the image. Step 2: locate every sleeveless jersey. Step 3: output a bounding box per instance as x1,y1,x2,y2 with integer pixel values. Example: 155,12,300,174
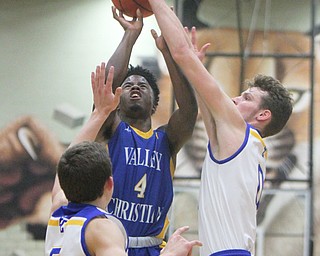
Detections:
107,122,174,254
45,203,128,256
198,124,267,256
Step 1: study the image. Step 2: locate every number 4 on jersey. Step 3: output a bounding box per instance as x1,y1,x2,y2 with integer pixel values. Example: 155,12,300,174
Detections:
134,174,147,198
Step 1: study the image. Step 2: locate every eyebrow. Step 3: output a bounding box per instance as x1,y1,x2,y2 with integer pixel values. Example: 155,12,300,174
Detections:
124,76,148,82
242,91,254,99
122,81,148,87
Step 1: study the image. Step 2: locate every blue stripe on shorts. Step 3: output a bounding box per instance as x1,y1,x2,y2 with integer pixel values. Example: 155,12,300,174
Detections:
210,249,251,256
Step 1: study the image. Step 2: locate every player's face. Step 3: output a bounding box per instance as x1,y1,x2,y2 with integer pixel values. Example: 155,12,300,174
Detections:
232,87,267,123
119,75,154,116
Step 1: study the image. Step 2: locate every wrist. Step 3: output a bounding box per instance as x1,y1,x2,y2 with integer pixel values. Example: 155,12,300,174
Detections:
124,29,141,41
91,109,110,121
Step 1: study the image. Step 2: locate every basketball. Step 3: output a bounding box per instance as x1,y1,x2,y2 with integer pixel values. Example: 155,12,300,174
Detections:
111,0,153,18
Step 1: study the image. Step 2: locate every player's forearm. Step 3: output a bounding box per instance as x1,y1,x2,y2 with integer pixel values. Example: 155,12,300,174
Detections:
148,0,192,65
162,48,197,118
50,176,67,214
106,30,140,89
160,23,198,114
70,111,109,147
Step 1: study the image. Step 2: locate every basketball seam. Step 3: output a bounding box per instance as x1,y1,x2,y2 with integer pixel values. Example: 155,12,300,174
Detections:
132,0,152,12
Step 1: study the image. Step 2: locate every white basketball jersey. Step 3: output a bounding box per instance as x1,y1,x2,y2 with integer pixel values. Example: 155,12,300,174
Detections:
45,203,128,256
199,125,267,256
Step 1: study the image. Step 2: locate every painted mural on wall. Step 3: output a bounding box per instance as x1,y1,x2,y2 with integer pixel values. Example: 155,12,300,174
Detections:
0,115,64,240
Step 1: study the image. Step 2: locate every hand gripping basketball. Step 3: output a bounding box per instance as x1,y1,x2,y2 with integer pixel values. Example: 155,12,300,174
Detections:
112,0,153,17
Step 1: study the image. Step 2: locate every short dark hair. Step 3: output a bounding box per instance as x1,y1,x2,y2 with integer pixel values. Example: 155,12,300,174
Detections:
125,65,160,114
246,74,293,137
57,141,112,203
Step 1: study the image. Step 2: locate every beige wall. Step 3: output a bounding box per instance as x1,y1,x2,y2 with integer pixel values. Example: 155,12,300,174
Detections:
0,0,160,144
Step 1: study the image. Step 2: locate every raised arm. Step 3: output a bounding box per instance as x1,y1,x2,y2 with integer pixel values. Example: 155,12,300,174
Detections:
107,6,143,90
148,0,247,157
147,1,232,119
73,64,121,145
95,7,143,140
151,29,197,156
186,26,217,145
51,64,122,214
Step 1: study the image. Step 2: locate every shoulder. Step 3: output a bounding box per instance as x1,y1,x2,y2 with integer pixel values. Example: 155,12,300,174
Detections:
87,216,121,233
155,124,167,133
85,217,127,255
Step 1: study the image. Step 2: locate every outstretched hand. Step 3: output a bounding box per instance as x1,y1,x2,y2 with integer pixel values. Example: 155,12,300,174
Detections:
91,63,122,116
151,29,168,53
160,226,202,256
184,26,211,62
112,6,143,34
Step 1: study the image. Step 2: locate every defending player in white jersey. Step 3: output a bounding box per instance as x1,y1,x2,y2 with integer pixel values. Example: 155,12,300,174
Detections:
147,1,293,255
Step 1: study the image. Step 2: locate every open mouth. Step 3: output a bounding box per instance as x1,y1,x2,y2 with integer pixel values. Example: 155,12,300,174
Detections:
130,91,141,99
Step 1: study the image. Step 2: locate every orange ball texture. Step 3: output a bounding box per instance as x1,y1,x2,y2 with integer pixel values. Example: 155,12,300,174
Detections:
111,0,153,18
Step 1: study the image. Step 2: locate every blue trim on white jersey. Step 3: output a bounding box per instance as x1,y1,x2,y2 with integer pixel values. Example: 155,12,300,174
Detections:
208,123,250,164
256,164,265,209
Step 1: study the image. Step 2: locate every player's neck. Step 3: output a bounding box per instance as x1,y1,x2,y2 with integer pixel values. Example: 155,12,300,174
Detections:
85,197,108,211
122,117,152,132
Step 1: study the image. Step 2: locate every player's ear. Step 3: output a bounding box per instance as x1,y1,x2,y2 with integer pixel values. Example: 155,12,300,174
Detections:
151,105,156,114
105,177,114,192
257,109,271,121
